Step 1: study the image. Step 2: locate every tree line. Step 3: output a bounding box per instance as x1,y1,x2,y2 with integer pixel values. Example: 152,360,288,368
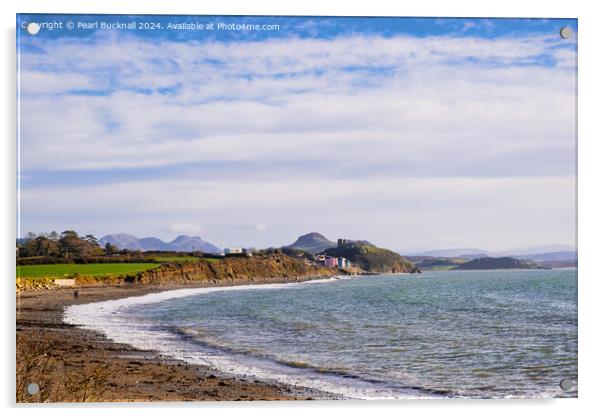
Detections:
17,230,119,259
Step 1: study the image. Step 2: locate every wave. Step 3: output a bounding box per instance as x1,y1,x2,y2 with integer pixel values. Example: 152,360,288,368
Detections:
63,278,445,400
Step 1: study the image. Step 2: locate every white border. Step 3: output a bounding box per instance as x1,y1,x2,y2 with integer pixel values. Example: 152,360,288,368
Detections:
3,1,601,416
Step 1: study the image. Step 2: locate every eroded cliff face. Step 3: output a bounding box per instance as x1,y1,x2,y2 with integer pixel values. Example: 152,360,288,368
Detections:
122,254,337,286
16,254,338,292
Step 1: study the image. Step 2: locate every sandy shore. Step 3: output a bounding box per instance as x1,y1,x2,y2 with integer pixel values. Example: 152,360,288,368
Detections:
16,278,339,403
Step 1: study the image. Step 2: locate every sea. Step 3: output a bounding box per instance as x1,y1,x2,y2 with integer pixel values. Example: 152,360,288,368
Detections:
64,269,578,399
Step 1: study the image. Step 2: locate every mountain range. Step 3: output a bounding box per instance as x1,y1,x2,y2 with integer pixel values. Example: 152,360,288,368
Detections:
98,233,220,253
407,248,489,259
404,245,576,262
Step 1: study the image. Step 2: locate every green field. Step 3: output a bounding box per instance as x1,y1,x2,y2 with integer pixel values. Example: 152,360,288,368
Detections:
202,258,221,263
147,256,221,263
148,255,201,263
16,263,160,280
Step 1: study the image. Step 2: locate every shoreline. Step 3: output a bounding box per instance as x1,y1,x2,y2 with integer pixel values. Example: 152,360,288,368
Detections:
16,275,343,403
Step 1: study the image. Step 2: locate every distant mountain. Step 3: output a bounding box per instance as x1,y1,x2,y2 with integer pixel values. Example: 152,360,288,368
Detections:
405,246,576,263
99,233,142,250
408,248,489,259
454,257,541,270
495,244,575,257
284,232,337,254
322,241,419,274
99,233,220,253
167,235,219,252
137,237,169,251
514,251,576,262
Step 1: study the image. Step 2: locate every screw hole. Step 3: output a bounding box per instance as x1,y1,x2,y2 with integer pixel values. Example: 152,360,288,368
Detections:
27,382,40,395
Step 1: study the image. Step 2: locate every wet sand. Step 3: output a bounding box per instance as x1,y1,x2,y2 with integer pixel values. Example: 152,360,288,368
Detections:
16,280,338,402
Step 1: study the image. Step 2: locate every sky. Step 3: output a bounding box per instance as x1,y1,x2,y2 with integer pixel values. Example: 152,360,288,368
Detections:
17,15,577,252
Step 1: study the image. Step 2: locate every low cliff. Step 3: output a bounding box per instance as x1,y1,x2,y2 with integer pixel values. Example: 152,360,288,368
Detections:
126,254,338,285
16,254,338,292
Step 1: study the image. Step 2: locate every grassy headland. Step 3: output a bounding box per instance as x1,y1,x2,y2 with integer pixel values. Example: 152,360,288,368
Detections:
17,263,161,280
322,241,419,274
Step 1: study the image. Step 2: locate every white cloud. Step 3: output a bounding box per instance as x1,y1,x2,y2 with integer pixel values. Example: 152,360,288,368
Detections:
17,32,577,249
19,70,98,94
18,33,576,175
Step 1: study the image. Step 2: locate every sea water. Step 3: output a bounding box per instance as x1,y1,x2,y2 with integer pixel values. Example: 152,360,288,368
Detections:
65,269,577,399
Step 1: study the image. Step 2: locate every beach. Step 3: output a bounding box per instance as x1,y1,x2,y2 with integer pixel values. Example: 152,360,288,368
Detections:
16,279,336,403
16,269,578,401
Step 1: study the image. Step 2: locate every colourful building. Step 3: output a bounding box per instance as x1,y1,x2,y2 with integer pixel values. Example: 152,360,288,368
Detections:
324,256,350,268
324,257,338,267
338,257,351,268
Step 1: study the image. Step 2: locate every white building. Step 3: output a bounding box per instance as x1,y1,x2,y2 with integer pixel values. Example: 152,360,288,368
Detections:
224,247,243,254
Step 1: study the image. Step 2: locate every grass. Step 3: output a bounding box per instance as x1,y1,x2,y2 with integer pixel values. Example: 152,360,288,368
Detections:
148,255,201,263
16,263,160,280
202,258,221,263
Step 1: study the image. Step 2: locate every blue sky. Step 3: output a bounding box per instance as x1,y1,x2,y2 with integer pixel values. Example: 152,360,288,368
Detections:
17,14,577,41
17,15,577,251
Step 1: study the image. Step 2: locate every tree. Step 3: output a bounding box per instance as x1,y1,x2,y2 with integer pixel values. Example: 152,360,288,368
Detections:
104,242,118,253
33,236,60,257
83,234,99,247
59,230,98,258
22,239,37,257
20,235,60,257
60,230,79,240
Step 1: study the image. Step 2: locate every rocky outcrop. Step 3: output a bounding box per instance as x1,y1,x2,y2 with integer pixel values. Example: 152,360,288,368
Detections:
322,242,420,274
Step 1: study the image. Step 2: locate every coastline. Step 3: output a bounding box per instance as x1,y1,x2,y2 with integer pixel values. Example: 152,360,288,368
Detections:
16,275,342,403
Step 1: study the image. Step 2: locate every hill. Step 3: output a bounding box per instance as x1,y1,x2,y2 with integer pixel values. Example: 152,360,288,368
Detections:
454,257,542,270
284,232,337,254
322,241,419,274
99,233,220,254
405,256,468,270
